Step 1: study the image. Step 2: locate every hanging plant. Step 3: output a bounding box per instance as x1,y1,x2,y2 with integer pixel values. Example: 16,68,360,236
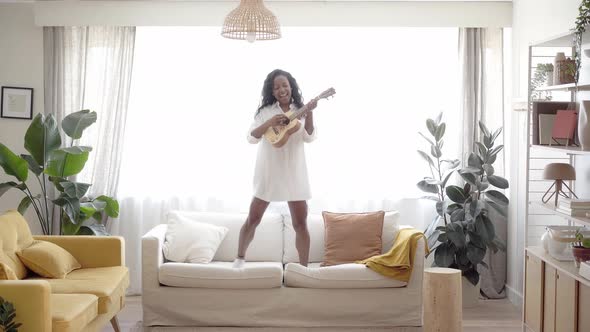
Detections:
0,297,21,332
573,0,590,83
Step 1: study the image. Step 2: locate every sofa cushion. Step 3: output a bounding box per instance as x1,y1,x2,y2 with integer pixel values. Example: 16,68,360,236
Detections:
159,261,283,289
0,210,34,279
284,262,407,288
321,211,384,266
283,211,400,263
167,211,283,262
163,215,228,263
31,266,129,314
51,294,98,332
17,240,81,278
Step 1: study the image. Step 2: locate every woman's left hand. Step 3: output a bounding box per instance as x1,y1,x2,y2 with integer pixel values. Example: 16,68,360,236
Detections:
307,98,318,113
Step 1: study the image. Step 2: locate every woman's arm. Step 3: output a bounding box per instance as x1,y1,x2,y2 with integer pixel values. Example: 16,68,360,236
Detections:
250,114,290,139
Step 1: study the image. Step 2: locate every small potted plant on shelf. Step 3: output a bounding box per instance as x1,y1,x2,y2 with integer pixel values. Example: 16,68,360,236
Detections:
573,228,590,267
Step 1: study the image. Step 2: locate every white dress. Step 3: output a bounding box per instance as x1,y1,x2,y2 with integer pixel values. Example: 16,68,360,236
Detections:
247,102,316,202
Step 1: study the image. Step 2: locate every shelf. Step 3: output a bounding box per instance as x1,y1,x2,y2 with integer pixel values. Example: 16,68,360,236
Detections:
531,201,590,227
534,83,590,92
526,246,590,288
531,31,576,47
530,144,590,155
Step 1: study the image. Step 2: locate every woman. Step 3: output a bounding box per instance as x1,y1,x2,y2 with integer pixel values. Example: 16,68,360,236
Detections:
234,69,318,268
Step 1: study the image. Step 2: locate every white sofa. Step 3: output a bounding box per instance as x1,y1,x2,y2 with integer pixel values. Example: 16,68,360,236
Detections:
142,211,426,328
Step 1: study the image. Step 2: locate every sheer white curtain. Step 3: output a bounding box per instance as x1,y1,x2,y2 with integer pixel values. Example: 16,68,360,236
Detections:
459,27,508,298
43,26,135,232
114,27,461,294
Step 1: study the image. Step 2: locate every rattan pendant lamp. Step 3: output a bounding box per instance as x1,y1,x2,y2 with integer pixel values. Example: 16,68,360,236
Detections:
221,0,281,43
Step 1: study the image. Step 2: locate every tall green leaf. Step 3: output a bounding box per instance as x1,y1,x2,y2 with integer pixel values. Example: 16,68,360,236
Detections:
20,154,43,175
488,175,509,189
418,150,435,167
60,181,91,198
62,110,97,139
434,242,455,267
45,147,91,177
435,123,446,141
78,224,109,236
0,182,19,198
95,195,119,217
17,194,39,215
0,144,28,182
53,195,80,224
417,180,439,194
24,113,61,166
486,190,509,206
446,185,467,203
426,119,437,136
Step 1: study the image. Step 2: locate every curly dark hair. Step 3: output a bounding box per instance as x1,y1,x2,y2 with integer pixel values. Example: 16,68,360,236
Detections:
256,69,304,114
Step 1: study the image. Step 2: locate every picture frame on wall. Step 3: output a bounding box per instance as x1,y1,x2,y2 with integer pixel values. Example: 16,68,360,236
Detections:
1,86,33,120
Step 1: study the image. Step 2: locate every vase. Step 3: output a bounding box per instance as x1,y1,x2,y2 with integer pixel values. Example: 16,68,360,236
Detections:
462,276,480,307
554,52,566,85
547,72,554,86
579,100,590,150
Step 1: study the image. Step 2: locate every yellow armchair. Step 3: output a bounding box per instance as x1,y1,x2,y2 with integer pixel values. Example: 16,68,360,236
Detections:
0,210,129,332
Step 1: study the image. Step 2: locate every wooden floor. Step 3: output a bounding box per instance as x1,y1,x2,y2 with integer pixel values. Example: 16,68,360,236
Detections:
103,296,528,332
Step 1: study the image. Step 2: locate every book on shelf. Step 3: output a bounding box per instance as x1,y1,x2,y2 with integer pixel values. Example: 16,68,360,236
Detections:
555,206,590,217
560,198,590,207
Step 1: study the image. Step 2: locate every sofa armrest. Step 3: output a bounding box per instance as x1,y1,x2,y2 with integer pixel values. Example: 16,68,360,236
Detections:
406,229,426,289
34,235,125,268
142,224,167,290
0,280,51,332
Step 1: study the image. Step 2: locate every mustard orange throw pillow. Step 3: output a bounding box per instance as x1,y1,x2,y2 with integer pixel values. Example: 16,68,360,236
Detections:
17,240,81,278
321,211,385,266
0,263,18,280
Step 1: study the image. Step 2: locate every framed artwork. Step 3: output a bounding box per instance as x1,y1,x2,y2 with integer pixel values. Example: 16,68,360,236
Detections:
551,110,579,147
1,86,33,120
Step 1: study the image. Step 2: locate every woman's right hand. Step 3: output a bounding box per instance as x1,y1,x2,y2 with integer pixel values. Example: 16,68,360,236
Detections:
269,114,290,127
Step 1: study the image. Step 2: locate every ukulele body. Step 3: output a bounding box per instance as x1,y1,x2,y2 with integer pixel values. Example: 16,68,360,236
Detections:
263,111,302,148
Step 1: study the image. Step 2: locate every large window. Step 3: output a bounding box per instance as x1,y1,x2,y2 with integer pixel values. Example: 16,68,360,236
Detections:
118,27,460,209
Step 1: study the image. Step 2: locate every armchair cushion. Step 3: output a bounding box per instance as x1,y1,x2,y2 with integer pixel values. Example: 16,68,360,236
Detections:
0,210,34,279
51,294,98,332
30,266,129,314
0,262,17,280
17,240,81,278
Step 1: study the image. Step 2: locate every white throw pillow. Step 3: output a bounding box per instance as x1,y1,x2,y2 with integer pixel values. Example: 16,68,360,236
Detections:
163,215,229,263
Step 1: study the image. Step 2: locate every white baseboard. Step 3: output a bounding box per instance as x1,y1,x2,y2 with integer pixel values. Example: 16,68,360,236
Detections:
506,284,523,309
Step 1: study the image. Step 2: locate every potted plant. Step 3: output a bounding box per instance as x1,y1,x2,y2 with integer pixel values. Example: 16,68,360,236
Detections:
419,120,508,305
0,110,119,235
531,63,554,101
573,228,590,267
0,297,21,332
416,113,460,252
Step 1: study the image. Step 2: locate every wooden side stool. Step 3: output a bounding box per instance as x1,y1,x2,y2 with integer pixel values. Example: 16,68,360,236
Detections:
423,267,462,332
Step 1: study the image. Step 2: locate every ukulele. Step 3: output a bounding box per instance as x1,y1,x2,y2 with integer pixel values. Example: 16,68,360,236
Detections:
263,87,336,148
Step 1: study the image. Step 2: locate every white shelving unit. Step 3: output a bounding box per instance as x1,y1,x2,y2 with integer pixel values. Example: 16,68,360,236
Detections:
523,30,590,332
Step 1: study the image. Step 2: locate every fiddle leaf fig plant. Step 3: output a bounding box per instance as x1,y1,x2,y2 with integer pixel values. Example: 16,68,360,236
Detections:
416,113,461,251
435,121,509,286
0,110,119,235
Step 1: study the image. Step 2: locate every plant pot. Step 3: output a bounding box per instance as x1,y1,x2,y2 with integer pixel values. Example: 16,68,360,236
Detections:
572,246,590,268
462,276,480,307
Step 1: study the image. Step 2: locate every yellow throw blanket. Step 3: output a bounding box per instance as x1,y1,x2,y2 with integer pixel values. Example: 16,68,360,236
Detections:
357,228,429,282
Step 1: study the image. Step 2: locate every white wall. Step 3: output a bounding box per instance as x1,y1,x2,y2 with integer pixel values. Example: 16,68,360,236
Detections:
34,1,512,27
0,3,44,234
509,0,581,307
